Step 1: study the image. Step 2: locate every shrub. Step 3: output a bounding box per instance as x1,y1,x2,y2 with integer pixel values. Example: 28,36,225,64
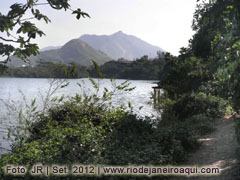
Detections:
171,92,232,120
0,77,219,180
184,114,215,135
0,98,184,180
103,115,186,166
0,78,178,180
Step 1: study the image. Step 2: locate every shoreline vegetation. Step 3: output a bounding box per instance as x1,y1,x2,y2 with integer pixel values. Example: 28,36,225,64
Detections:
0,60,234,180
0,55,165,80
0,77,225,180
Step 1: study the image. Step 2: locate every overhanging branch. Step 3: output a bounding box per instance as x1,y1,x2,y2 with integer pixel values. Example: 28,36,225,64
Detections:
0,36,18,43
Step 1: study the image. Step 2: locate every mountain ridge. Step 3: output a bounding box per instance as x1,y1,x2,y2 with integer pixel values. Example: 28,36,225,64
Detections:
80,31,164,60
40,46,62,52
8,31,164,67
9,39,111,67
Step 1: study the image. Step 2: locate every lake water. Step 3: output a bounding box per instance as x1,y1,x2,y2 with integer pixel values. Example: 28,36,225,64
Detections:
0,78,159,153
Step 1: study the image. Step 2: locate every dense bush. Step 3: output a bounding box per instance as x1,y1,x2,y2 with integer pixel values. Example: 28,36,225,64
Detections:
158,91,232,122
172,92,232,120
0,86,203,180
104,115,196,166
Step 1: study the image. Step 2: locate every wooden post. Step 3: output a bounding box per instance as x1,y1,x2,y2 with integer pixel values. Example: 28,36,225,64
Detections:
154,88,156,105
157,89,160,104
152,86,161,107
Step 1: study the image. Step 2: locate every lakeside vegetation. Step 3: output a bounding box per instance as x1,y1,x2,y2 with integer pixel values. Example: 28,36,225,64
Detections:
0,77,217,180
1,61,89,79
1,0,240,179
94,55,165,80
0,55,166,80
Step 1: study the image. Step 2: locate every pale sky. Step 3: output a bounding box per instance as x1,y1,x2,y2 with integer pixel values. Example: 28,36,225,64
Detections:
0,0,197,55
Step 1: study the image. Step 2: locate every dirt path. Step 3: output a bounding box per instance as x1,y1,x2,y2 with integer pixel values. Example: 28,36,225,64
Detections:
173,116,240,180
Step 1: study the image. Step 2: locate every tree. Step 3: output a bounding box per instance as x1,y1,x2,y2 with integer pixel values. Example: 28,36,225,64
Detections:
156,0,237,120
191,0,240,109
158,51,208,99
0,0,90,64
190,0,229,59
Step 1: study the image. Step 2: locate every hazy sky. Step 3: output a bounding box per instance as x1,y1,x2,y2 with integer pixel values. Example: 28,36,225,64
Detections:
1,0,197,55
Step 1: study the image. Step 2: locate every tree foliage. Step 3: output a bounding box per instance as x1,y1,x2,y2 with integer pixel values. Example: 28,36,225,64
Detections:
1,61,89,78
159,50,209,98
0,0,89,63
1,56,165,80
158,0,237,121
91,56,165,80
191,0,240,108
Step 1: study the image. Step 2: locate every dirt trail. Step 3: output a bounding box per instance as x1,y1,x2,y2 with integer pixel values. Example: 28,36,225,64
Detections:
173,116,240,180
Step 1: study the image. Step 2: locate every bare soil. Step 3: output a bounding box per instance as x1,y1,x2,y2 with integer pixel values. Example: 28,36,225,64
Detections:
172,116,240,180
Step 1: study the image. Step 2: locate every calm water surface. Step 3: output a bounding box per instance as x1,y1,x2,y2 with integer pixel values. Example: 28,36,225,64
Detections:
0,78,159,152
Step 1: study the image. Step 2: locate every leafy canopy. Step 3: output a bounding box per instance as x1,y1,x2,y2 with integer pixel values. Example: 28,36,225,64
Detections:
0,0,90,63
192,0,240,107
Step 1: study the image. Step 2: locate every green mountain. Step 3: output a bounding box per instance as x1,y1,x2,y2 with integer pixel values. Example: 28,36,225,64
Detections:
80,31,165,60
8,39,111,67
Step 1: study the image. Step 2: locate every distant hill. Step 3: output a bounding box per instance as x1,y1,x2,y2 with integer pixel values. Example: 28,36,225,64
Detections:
8,39,111,67
80,31,165,60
